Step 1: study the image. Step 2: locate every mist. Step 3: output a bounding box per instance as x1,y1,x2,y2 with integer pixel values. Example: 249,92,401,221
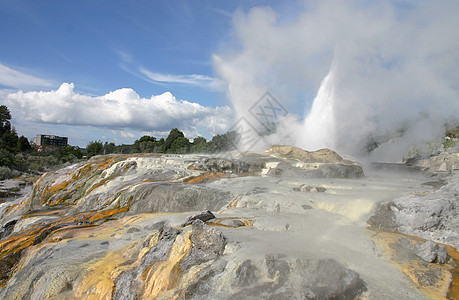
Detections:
213,0,459,161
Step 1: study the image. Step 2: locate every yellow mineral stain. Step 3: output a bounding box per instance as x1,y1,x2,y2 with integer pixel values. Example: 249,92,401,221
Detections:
0,207,130,286
444,244,459,300
369,229,455,299
72,251,127,300
226,196,241,209
184,172,225,184
141,232,192,299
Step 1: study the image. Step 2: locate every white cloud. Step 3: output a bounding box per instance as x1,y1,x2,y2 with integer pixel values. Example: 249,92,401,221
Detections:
0,83,233,138
214,0,459,159
115,50,222,90
140,67,222,90
0,63,53,89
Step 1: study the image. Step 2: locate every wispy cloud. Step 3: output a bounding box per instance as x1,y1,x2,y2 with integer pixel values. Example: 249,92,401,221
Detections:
208,7,233,18
114,50,221,90
140,67,222,89
0,63,53,89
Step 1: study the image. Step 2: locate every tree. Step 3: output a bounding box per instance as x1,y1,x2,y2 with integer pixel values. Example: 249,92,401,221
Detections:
103,142,116,154
164,128,185,152
0,105,11,132
191,136,208,153
87,141,103,157
169,136,191,154
17,136,32,152
138,135,156,143
207,131,239,153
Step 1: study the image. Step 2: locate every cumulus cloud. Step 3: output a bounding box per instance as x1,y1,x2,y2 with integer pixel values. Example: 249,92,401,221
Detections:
0,63,53,89
214,0,459,160
0,83,233,137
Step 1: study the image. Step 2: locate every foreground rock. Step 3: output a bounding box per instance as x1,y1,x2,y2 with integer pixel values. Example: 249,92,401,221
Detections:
368,171,459,248
0,149,455,299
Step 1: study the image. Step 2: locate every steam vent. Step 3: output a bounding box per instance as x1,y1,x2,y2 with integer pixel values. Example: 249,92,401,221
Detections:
0,146,458,299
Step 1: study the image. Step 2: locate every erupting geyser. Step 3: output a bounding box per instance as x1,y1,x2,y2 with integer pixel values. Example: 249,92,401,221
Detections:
299,70,336,151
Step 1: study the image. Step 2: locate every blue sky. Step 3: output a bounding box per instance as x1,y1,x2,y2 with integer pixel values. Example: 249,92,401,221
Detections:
0,0,302,146
1,0,458,154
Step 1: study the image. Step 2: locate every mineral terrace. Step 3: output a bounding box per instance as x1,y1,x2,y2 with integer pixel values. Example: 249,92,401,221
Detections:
0,145,458,299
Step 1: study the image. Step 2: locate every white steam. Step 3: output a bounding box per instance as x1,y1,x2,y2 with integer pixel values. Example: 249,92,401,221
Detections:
214,1,459,161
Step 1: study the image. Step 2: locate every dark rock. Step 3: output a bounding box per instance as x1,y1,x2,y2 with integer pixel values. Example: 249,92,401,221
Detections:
0,250,23,283
301,204,313,210
181,210,216,227
300,185,326,192
180,220,226,272
0,219,17,240
416,241,448,264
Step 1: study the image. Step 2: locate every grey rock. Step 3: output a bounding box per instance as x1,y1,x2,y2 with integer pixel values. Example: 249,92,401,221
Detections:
405,152,459,174
300,258,366,300
300,185,327,192
233,260,259,287
217,218,247,228
180,219,226,272
416,241,448,264
414,268,441,286
181,210,216,227
301,204,313,210
368,202,399,232
267,161,364,179
226,257,366,300
120,183,233,215
113,222,181,300
193,158,250,173
369,172,459,248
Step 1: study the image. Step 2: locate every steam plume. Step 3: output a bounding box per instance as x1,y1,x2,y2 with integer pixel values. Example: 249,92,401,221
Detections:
214,1,459,161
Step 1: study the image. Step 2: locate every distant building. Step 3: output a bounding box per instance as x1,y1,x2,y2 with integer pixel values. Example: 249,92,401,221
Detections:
33,134,68,148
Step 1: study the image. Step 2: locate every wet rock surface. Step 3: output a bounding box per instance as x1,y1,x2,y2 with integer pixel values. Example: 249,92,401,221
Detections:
0,149,456,299
369,171,459,248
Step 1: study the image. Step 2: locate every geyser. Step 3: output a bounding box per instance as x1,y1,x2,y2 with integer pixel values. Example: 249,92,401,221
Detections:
299,70,336,151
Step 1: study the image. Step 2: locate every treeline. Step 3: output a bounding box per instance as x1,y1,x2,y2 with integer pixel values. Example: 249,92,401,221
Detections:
0,105,87,178
0,105,239,179
86,128,238,156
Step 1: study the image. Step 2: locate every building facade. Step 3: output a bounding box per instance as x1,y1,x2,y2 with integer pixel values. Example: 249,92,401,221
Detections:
33,134,68,148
